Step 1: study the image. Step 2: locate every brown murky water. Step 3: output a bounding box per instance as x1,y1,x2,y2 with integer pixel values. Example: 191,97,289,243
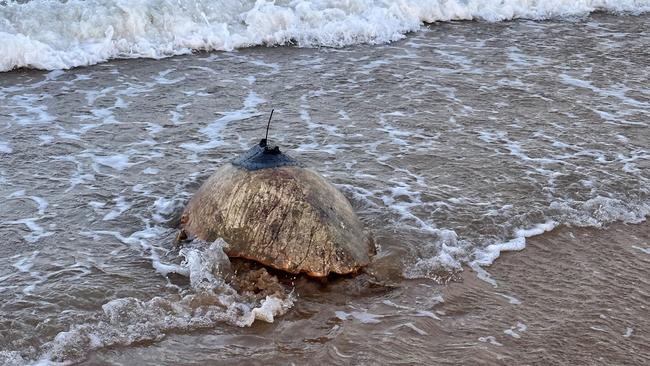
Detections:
1,12,649,366
74,221,650,366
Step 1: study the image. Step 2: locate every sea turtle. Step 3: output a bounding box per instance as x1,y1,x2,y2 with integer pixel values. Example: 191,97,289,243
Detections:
177,138,375,277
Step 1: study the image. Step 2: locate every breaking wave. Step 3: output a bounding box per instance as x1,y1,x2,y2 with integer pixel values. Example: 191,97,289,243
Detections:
403,196,650,284
33,239,294,364
2,0,650,71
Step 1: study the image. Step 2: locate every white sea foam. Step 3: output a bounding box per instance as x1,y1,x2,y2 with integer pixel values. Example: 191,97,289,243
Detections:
469,221,556,286
3,191,54,244
142,167,159,175
38,239,293,363
504,322,528,338
7,190,49,215
464,196,650,286
0,351,26,366
102,196,132,221
552,197,650,228
372,117,650,284
478,335,503,346
90,153,134,171
2,0,650,72
623,327,634,337
53,155,96,192
7,94,56,125
38,134,54,145
12,250,39,273
632,245,650,255
4,217,55,243
560,73,650,109
0,140,12,153
180,91,265,153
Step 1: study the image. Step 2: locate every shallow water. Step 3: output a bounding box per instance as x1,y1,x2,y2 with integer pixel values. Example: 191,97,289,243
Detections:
1,11,649,365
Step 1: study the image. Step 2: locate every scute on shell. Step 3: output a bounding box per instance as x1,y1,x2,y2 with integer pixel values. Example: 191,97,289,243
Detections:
180,160,374,277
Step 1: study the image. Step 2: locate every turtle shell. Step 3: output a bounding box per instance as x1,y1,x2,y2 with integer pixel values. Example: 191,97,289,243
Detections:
180,142,374,277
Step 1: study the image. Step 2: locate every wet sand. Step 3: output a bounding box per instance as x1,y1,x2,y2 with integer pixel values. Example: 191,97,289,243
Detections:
440,220,650,365
79,221,649,365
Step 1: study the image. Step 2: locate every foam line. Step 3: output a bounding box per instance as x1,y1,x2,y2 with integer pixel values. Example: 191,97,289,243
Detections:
2,0,649,71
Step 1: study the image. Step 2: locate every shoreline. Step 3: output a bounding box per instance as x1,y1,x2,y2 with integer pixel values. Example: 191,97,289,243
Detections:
77,220,650,365
443,220,650,365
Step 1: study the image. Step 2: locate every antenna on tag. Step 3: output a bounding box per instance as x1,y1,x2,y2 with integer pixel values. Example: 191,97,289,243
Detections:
263,109,274,145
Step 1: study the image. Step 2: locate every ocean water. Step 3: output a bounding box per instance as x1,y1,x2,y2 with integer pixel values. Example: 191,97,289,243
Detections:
1,1,649,365
2,0,650,71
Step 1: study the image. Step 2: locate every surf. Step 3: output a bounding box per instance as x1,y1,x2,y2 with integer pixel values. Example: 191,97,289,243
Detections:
2,0,650,72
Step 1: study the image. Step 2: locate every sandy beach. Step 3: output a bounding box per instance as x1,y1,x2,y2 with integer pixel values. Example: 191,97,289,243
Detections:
1,2,649,365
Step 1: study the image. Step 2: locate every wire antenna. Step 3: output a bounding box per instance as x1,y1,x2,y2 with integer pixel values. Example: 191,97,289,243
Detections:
265,109,274,142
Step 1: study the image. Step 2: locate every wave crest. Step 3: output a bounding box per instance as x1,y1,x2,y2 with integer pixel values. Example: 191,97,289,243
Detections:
2,0,650,71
